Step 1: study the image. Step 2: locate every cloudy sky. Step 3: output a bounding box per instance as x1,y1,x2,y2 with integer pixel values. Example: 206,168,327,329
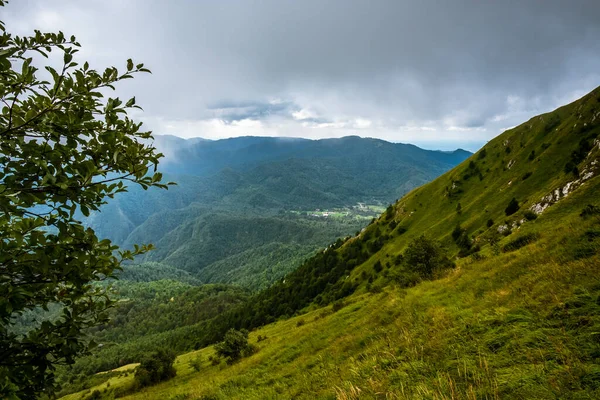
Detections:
4,0,600,151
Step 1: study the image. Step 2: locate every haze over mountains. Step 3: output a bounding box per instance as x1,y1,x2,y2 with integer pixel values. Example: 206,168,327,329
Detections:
87,136,470,289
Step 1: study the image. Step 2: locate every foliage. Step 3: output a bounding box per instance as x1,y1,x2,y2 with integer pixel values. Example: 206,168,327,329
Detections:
452,224,473,255
581,204,600,218
131,209,373,290
524,210,538,220
134,350,176,388
215,329,254,364
53,283,248,382
118,262,201,285
505,197,520,215
502,233,541,252
403,235,454,278
189,356,202,372
0,6,168,398
565,133,599,176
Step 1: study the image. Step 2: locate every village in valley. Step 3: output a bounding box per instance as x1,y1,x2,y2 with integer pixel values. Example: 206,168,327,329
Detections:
289,202,387,221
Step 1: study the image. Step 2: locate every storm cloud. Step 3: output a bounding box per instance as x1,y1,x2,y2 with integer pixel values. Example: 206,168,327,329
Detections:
4,0,600,150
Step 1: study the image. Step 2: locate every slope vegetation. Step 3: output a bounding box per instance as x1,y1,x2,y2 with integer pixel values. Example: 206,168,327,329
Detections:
61,87,600,399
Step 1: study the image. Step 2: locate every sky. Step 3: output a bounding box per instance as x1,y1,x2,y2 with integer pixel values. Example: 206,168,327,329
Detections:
3,0,600,151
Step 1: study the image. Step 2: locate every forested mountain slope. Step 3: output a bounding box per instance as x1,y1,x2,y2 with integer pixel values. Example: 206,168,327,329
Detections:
86,136,470,288
60,87,600,399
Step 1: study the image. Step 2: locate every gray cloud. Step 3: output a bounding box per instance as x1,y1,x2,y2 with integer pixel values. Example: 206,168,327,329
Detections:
4,0,600,150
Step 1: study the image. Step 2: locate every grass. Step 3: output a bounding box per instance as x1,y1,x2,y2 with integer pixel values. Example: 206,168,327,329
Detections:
62,186,600,399
60,87,600,399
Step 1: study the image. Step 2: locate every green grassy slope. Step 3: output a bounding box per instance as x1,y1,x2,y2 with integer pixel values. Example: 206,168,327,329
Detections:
348,86,600,290
60,87,600,399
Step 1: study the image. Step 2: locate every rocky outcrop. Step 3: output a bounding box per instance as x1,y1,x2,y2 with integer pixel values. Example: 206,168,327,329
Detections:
531,156,598,215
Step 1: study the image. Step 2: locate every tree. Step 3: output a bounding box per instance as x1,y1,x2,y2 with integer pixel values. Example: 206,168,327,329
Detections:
0,4,169,398
403,235,454,278
215,329,254,364
505,197,520,216
373,260,383,273
134,350,176,388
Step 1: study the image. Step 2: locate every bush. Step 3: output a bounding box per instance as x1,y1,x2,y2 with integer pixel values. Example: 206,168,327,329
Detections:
134,350,176,389
486,219,494,228
85,390,102,400
524,210,538,221
581,204,600,218
393,271,421,287
395,226,408,235
403,235,454,278
373,260,383,273
505,198,520,216
215,329,255,364
452,225,472,252
256,335,267,342
502,233,540,252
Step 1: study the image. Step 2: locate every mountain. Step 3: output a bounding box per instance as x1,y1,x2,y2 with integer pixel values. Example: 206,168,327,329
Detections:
59,86,600,399
87,136,470,289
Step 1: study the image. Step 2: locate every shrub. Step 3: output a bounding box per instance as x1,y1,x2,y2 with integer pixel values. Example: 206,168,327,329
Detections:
486,219,494,228
452,225,473,256
85,390,102,400
502,233,540,252
581,204,600,218
522,172,532,180
403,235,454,278
385,205,394,220
524,210,538,221
134,350,176,388
373,260,383,273
505,198,520,216
395,226,407,235
215,329,255,364
392,271,421,287
585,229,600,242
256,335,267,342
